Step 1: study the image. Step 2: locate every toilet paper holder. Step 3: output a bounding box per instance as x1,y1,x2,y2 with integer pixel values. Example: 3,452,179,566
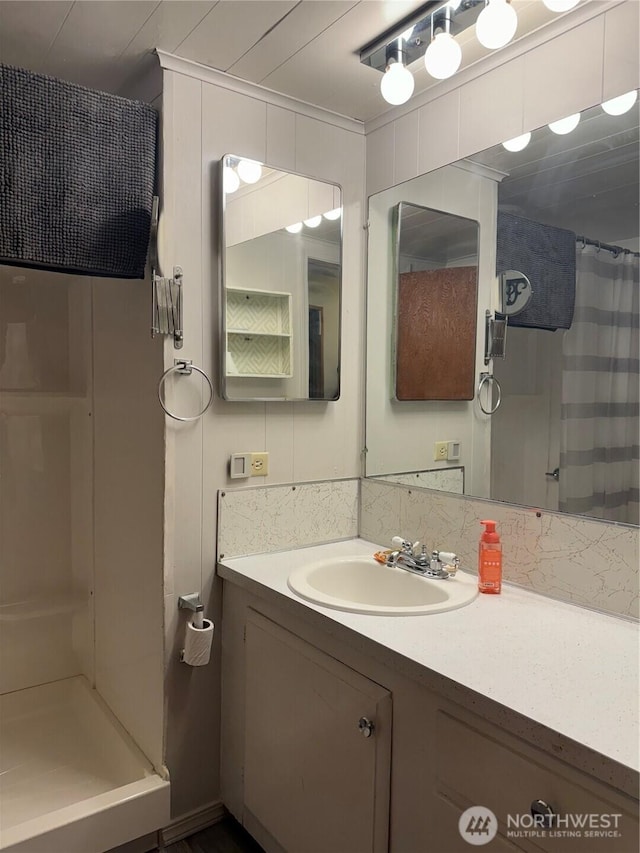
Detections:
178,593,204,630
178,593,214,665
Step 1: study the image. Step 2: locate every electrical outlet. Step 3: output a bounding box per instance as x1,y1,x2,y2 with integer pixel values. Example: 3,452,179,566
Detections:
250,452,269,477
434,441,448,461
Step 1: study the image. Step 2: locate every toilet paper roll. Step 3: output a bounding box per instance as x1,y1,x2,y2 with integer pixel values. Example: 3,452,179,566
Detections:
182,618,214,666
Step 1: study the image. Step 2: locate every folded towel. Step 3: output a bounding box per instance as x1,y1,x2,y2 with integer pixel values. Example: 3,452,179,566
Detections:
496,211,576,330
0,63,157,279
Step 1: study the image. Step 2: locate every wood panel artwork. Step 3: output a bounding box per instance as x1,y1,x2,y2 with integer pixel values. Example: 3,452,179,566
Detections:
395,266,478,400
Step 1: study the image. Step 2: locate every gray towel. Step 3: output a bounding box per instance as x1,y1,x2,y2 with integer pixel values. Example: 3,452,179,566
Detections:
496,211,576,330
0,63,157,279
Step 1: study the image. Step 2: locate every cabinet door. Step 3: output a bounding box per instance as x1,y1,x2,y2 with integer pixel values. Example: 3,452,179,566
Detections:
244,611,391,853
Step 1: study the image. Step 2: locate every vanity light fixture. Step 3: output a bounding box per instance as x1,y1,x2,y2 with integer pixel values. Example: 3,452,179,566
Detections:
223,165,240,194
601,90,638,116
380,39,415,106
502,131,531,152
542,0,580,11
236,158,262,184
548,113,581,134
285,222,303,234
475,0,518,50
362,0,582,103
502,93,636,153
323,208,342,220
303,216,322,228
424,5,462,80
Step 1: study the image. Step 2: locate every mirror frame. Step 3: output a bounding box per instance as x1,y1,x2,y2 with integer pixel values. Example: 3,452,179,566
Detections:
218,155,344,403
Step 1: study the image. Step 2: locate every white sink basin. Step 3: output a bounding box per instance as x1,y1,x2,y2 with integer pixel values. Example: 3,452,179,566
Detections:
287,556,478,616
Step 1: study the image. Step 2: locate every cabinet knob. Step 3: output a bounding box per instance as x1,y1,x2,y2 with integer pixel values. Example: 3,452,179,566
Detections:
530,799,555,829
358,716,375,738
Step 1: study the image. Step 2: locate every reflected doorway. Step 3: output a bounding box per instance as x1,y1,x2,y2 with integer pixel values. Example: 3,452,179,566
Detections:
307,259,340,400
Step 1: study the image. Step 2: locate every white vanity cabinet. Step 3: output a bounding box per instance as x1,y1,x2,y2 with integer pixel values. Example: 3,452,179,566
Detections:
220,578,639,853
242,611,391,853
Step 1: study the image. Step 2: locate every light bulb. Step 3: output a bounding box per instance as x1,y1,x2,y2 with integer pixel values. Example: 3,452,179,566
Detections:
424,32,462,80
380,62,415,106
323,208,342,220
223,166,240,194
237,159,262,184
304,216,322,228
285,222,302,234
601,90,638,116
548,113,580,134
502,131,531,152
476,0,518,50
542,0,579,11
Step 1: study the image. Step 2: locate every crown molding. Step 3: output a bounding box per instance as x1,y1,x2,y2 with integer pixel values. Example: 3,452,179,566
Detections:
363,0,623,135
156,50,365,136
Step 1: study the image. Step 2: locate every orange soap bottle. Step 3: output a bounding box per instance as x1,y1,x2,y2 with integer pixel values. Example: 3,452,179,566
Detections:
478,520,502,594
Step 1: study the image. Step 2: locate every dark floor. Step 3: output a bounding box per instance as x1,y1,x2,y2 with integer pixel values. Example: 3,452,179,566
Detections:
164,818,264,853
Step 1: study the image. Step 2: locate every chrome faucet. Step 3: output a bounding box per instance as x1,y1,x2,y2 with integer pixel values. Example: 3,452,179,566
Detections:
386,537,459,580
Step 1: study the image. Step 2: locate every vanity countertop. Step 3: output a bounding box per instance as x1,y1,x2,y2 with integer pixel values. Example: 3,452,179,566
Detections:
218,537,639,787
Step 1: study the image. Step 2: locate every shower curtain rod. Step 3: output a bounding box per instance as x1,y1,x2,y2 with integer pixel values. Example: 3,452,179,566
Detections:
576,235,640,258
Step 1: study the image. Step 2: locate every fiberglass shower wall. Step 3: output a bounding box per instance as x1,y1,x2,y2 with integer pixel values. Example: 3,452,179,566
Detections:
0,265,165,770
0,267,94,693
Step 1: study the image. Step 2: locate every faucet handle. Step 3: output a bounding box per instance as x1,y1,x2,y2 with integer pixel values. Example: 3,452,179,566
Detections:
391,536,417,554
433,550,460,575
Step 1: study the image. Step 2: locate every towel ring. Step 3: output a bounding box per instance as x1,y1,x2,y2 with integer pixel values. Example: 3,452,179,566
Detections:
158,360,213,422
477,372,502,416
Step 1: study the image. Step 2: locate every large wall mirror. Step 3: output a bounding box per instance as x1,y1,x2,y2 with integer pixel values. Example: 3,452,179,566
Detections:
220,155,342,401
366,93,639,527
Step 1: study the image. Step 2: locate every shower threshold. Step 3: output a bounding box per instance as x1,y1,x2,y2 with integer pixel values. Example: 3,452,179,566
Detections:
0,676,170,852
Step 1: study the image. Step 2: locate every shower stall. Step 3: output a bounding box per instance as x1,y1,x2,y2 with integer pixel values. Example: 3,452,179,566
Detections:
0,266,169,852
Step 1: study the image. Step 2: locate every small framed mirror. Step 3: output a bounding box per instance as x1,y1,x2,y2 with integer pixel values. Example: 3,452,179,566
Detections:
220,155,342,401
393,202,479,401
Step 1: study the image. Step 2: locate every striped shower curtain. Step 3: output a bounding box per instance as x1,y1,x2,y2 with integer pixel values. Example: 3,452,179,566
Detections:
559,247,639,524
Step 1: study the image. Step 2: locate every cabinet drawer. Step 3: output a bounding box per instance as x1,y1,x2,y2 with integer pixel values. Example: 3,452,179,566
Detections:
436,711,638,853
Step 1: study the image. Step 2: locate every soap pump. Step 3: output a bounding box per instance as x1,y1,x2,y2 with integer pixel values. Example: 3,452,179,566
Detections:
478,519,502,594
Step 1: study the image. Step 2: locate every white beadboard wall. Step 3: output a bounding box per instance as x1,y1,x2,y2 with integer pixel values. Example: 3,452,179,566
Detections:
361,478,639,620
159,56,366,818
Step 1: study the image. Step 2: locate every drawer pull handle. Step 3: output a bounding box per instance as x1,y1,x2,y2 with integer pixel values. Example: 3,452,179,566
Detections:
358,717,375,738
530,799,555,829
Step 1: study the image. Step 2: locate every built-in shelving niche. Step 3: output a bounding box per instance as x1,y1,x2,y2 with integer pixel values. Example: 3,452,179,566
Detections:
226,288,292,378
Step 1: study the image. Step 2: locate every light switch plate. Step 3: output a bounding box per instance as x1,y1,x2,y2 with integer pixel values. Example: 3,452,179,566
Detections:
229,452,251,479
